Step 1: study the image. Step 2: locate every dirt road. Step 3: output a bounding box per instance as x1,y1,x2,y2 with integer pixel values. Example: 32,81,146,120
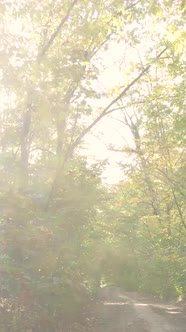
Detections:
94,288,186,332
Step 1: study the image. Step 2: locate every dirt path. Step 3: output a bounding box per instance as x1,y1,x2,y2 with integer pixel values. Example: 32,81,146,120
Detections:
93,288,186,332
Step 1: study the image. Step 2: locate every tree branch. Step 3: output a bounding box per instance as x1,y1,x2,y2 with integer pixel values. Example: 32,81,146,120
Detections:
38,0,78,59
70,46,168,150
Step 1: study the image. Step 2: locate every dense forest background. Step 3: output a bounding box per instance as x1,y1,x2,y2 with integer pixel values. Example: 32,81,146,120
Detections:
0,0,185,331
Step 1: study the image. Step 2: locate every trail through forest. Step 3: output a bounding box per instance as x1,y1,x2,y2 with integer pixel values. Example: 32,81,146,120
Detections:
93,288,186,332
1,2,185,331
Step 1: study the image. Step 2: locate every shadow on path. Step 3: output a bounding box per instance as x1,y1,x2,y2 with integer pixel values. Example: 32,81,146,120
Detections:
93,288,186,332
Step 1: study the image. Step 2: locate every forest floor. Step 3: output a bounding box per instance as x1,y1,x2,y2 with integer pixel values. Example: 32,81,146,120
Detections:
84,288,186,332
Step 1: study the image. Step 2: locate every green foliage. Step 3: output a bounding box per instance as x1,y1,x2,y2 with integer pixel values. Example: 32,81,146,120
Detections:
0,158,107,330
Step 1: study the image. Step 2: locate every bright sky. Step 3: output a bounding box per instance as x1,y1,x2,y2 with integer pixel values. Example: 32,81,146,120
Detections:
83,41,137,184
84,117,131,184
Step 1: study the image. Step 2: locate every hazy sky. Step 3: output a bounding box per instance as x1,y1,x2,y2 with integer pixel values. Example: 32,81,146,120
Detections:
83,41,136,184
